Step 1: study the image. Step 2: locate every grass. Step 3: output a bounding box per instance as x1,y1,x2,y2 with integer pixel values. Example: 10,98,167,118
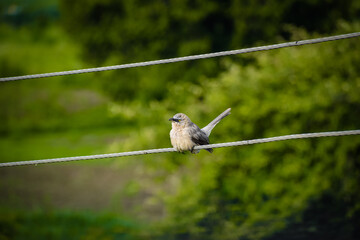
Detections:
0,23,136,164
0,128,131,163
0,209,141,240
0,23,151,237
0,23,85,76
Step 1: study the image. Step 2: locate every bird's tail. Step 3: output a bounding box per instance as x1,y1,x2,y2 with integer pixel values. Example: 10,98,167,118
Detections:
201,108,231,137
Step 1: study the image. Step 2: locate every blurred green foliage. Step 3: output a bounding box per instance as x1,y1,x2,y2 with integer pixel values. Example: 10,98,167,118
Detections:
153,26,360,239
60,0,360,102
0,0,360,239
0,24,131,136
0,0,59,27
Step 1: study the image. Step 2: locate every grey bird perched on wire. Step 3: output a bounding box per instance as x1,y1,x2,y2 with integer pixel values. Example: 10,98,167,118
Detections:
169,108,231,153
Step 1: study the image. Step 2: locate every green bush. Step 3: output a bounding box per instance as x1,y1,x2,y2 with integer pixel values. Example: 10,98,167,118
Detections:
141,25,360,239
60,0,360,102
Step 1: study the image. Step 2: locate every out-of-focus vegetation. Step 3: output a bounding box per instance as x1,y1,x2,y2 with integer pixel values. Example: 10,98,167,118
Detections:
152,25,360,239
0,209,139,240
60,0,360,102
1,0,360,239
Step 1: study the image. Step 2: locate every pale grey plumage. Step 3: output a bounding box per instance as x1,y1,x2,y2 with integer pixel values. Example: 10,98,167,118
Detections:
169,108,231,153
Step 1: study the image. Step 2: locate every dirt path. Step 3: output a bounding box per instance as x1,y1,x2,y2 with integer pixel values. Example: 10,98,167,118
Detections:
0,163,164,220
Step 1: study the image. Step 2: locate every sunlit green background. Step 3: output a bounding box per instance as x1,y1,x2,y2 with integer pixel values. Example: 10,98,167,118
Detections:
1,0,360,239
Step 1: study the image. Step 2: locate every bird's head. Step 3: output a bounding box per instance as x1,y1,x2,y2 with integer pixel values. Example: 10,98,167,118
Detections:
169,113,190,127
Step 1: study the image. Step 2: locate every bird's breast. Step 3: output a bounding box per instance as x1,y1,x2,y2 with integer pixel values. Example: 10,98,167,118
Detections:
170,127,195,152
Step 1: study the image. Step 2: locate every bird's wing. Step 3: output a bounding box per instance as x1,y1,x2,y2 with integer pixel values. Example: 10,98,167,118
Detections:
190,127,213,153
189,124,210,145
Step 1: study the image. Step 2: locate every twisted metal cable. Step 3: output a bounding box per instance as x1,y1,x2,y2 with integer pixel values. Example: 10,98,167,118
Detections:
0,130,359,167
1,32,359,82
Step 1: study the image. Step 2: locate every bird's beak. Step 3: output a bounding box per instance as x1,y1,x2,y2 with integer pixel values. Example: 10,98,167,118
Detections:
169,117,179,122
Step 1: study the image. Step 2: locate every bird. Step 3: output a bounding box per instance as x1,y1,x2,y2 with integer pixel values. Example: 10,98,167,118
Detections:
169,108,231,153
